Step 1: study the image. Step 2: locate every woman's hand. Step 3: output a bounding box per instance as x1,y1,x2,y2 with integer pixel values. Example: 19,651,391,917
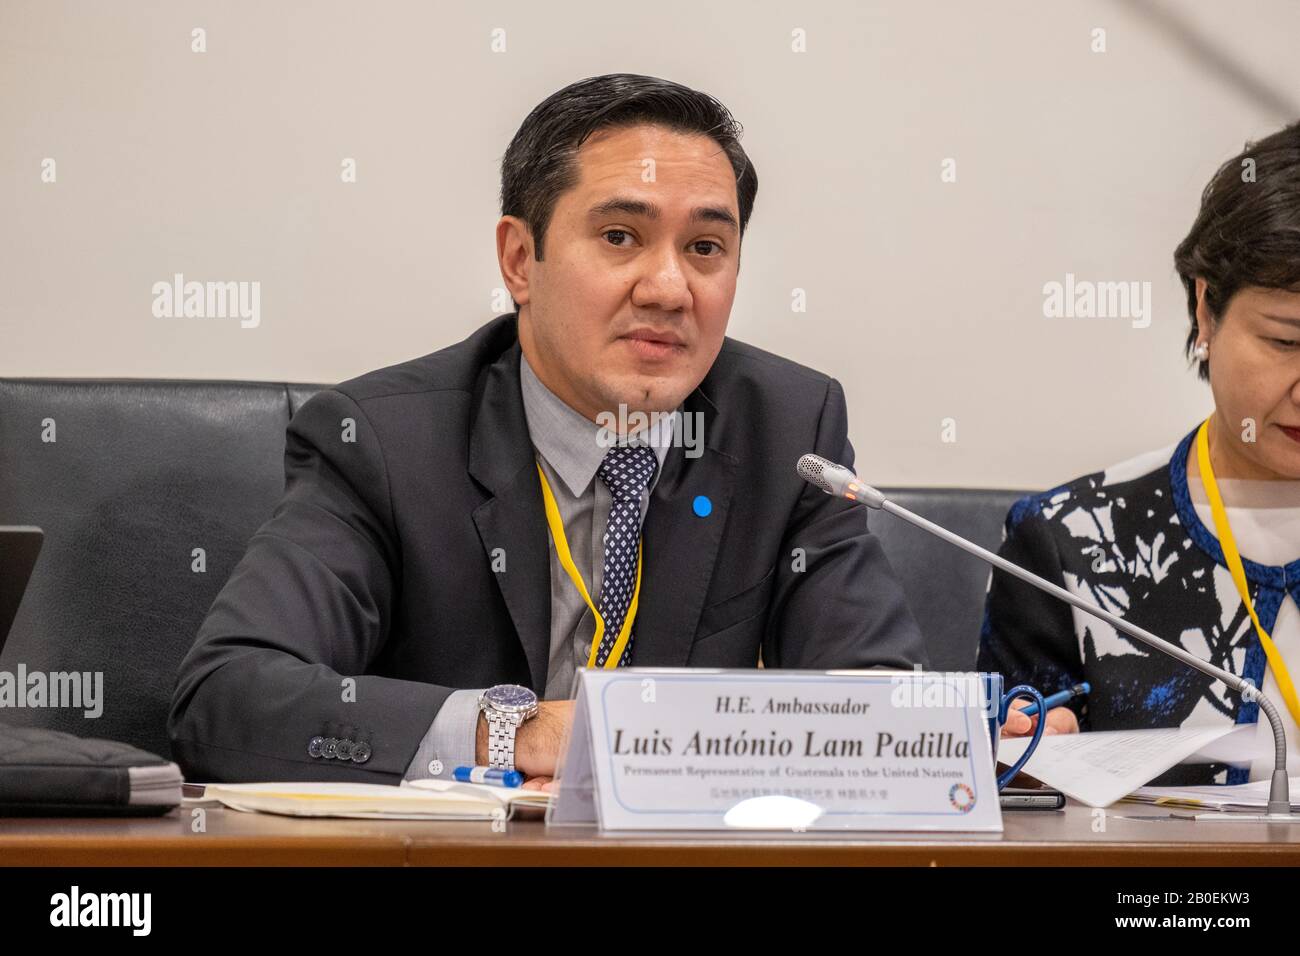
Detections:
1001,698,1079,737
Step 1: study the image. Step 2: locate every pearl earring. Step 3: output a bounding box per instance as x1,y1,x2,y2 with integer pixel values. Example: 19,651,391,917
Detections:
1194,341,1210,361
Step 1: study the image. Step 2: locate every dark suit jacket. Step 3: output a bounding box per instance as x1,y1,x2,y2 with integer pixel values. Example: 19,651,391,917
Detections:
168,313,926,782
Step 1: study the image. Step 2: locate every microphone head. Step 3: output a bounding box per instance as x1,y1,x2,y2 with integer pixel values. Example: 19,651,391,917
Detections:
796,453,836,494
796,454,887,508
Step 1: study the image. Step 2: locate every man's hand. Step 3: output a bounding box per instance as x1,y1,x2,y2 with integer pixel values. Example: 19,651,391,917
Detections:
475,699,575,779
1000,698,1079,738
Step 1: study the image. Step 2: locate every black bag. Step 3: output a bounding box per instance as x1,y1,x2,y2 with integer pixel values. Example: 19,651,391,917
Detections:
0,722,182,816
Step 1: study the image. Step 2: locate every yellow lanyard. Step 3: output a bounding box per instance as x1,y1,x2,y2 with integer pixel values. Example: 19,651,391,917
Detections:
1196,417,1300,726
535,461,643,668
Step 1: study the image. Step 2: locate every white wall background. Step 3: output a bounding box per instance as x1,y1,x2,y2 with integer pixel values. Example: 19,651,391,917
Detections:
4,0,1298,487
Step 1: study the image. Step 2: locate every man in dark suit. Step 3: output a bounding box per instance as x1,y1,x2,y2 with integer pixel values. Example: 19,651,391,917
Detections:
168,73,925,787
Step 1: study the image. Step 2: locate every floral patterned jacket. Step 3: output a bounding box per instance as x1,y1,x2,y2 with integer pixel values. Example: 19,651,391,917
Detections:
978,424,1300,786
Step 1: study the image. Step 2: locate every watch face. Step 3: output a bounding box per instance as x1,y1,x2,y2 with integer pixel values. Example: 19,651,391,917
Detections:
486,684,537,712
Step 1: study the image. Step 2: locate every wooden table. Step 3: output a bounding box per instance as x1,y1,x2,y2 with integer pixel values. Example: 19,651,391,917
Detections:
3,801,1299,866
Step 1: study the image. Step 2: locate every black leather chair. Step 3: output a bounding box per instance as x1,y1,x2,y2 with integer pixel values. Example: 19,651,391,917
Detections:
873,488,1028,671
0,379,322,760
0,378,1027,758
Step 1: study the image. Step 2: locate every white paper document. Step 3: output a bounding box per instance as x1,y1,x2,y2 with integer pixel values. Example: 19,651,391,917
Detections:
996,725,1240,807
1175,724,1273,764
1125,777,1300,813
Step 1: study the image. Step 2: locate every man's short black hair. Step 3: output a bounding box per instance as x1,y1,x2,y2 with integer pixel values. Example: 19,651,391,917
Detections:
500,73,758,310
1174,120,1300,381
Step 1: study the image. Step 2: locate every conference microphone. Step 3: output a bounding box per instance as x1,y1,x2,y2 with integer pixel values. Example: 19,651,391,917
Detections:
796,452,1294,818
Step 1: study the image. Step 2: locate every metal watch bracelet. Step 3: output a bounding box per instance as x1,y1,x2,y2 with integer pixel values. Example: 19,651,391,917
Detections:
486,713,521,771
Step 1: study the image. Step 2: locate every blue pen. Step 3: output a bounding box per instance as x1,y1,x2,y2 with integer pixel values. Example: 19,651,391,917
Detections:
453,765,524,788
1018,682,1089,718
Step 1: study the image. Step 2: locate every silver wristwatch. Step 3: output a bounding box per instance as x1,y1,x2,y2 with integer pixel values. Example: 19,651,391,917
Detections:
478,684,539,771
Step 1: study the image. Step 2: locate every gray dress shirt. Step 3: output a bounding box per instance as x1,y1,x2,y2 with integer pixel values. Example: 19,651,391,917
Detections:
403,352,675,779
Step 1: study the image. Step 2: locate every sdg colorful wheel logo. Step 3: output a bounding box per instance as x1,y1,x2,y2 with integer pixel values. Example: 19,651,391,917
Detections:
948,783,976,813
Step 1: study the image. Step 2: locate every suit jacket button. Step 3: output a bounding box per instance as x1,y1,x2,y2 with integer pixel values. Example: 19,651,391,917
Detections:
350,741,372,764
335,738,354,760
322,737,339,759
308,736,324,758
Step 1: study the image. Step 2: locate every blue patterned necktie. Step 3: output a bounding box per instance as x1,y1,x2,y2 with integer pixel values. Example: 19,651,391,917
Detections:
593,442,658,667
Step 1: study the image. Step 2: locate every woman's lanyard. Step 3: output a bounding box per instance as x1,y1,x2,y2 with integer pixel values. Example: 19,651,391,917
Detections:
535,461,643,669
1196,417,1300,726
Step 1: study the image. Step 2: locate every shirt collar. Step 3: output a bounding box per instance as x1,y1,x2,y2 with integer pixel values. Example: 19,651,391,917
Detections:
519,350,677,498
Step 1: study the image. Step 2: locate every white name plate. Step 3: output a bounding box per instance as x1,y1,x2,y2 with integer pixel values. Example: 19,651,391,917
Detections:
547,667,1002,832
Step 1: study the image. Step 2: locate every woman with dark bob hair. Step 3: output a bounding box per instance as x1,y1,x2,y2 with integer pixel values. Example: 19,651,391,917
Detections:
980,121,1300,786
